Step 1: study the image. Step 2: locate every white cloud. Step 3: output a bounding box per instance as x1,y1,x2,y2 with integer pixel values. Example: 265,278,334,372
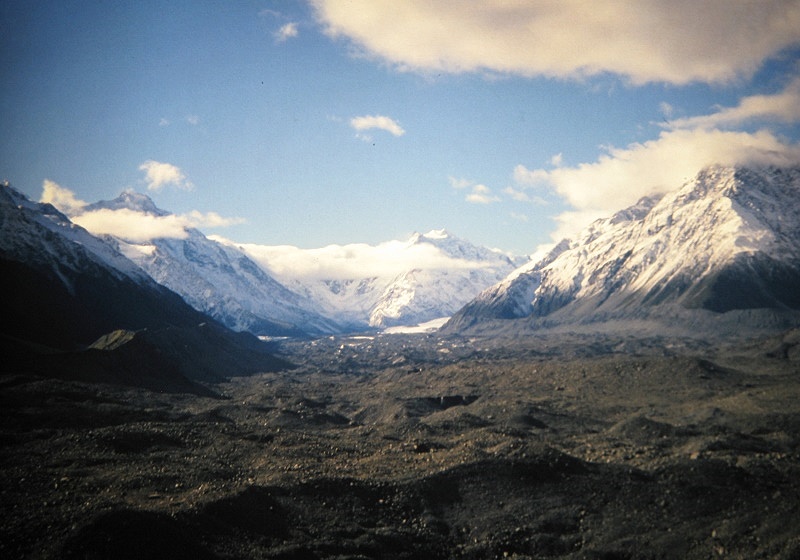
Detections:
214,236,488,281
159,117,170,127
275,22,299,42
182,210,246,229
40,179,87,215
186,115,200,125
73,209,245,243
515,127,800,241
138,160,194,192
503,186,548,205
71,209,244,243
71,209,192,242
452,178,501,204
41,182,244,243
465,183,500,204
448,176,472,189
350,114,405,137
668,76,800,129
312,0,800,84
503,186,530,202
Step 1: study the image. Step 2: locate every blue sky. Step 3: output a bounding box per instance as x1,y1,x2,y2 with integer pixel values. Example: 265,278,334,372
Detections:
2,1,800,255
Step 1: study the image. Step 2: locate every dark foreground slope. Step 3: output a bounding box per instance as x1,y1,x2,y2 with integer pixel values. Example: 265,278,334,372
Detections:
2,330,800,559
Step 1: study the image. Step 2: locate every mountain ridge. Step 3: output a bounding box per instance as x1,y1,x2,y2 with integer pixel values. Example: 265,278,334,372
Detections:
0,182,292,392
78,193,527,334
443,165,800,337
260,229,529,330
86,192,341,336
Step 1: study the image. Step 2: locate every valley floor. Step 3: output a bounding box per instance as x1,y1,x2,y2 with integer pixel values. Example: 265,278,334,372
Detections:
2,331,800,559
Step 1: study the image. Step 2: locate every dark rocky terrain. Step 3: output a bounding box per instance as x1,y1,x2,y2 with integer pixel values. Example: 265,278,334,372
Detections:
2,329,800,559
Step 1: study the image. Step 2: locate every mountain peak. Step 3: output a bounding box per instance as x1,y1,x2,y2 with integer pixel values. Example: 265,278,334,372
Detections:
445,163,800,336
422,228,450,240
85,189,168,216
1,180,43,213
608,195,662,225
688,164,800,200
408,229,452,245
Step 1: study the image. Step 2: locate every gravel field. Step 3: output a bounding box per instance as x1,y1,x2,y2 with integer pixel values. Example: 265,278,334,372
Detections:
2,330,800,559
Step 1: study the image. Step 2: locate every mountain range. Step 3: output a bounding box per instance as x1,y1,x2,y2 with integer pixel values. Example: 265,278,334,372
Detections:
249,229,527,331
4,182,530,339
73,189,527,334
4,163,799,355
444,165,800,338
0,182,290,393
87,190,340,337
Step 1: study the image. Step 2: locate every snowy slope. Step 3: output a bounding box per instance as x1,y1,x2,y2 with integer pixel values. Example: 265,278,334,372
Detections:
66,191,522,334
369,230,528,327
267,230,528,329
84,192,340,336
280,276,381,331
0,183,151,284
445,165,800,334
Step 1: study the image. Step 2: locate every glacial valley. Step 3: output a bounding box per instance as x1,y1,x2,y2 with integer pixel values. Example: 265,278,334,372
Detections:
3,329,800,559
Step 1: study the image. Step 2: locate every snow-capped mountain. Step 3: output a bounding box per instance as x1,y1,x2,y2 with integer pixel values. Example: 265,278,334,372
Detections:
1,181,196,348
84,191,340,336
368,230,529,327
444,165,800,336
261,230,529,330
1,183,152,285
0,181,290,387
60,188,524,335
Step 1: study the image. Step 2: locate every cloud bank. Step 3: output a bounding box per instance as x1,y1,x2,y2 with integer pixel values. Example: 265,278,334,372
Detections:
312,0,800,84
214,236,490,281
513,79,800,241
72,209,194,242
41,181,243,243
73,209,243,243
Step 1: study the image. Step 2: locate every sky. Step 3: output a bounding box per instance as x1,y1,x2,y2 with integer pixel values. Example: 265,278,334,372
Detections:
2,0,800,256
